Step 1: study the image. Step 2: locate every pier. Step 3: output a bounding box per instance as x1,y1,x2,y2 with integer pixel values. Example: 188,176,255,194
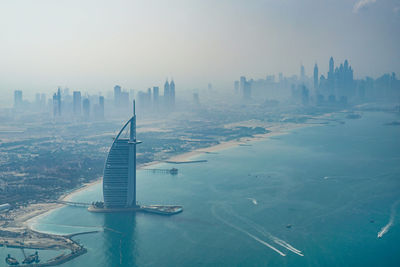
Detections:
164,160,207,164
142,168,178,175
56,200,90,207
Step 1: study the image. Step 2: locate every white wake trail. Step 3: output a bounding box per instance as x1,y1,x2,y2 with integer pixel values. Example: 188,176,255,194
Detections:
211,205,286,256
226,207,304,256
378,200,400,239
273,238,304,256
246,232,286,257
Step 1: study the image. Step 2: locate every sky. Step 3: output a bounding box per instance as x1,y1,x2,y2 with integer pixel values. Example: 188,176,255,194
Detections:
0,0,399,101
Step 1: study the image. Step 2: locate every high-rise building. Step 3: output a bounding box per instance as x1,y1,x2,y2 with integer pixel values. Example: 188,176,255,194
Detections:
243,81,252,100
300,64,305,81
35,93,46,111
103,101,141,208
301,85,309,106
137,91,148,110
153,86,159,105
52,94,58,117
73,91,82,116
120,91,129,110
98,96,105,119
114,85,122,107
234,81,239,94
82,98,90,119
52,88,62,117
57,88,61,116
170,80,175,107
328,57,334,80
328,57,335,92
164,79,170,103
193,93,199,105
314,63,319,90
14,90,23,109
239,76,246,94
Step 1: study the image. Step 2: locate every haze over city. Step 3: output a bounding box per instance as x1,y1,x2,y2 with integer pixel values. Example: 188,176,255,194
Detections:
1,1,400,267
1,0,399,105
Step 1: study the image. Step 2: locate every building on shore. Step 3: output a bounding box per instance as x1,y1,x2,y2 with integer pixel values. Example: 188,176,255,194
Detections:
102,101,141,208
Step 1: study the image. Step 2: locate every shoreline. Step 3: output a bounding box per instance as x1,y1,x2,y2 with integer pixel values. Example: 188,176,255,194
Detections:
0,118,328,267
7,120,318,232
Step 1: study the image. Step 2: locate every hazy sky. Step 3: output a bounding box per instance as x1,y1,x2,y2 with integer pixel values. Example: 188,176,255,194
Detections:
0,0,399,100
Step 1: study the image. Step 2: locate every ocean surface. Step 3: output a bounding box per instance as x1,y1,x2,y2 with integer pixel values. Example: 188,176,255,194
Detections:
8,111,400,266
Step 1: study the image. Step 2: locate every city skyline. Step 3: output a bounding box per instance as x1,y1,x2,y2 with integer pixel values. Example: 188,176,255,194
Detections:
0,0,399,101
1,1,400,266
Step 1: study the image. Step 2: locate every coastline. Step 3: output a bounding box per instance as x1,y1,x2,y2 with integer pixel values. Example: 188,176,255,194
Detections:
9,121,316,231
0,119,327,267
168,122,309,162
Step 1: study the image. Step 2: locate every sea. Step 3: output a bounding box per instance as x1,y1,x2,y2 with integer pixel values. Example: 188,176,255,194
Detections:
2,111,400,266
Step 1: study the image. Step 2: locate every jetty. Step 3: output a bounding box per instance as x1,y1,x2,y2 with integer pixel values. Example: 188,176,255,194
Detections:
143,168,178,175
164,160,207,164
56,200,90,208
88,202,183,215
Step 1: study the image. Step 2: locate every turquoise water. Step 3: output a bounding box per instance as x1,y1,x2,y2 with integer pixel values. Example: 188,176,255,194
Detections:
29,111,400,266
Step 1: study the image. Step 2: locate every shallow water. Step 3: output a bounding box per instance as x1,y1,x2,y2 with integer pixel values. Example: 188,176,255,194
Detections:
19,111,400,266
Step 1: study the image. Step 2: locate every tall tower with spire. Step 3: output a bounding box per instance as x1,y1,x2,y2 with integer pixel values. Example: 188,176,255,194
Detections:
102,100,142,208
314,63,319,90
170,79,175,107
328,57,334,80
164,79,170,103
300,64,305,82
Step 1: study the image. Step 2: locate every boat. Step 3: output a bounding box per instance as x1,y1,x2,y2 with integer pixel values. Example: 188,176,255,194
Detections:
5,254,19,266
22,251,40,264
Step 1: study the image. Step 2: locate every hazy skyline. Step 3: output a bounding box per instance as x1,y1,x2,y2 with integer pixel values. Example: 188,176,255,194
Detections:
0,0,399,102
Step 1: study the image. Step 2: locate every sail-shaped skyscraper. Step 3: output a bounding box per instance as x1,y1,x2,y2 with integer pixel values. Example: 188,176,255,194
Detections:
102,101,141,208
89,101,182,214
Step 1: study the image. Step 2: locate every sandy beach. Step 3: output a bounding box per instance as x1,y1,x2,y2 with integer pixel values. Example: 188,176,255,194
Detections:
168,122,308,162
6,120,318,230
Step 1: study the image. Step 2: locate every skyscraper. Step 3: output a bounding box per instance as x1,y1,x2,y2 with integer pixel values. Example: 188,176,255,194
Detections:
314,63,319,90
243,80,252,100
98,96,105,120
114,85,122,107
328,57,334,80
120,91,129,110
153,86,159,105
170,80,175,107
57,88,61,116
14,90,23,109
234,81,239,94
300,64,305,82
103,101,141,208
164,79,170,103
193,92,199,105
73,91,82,116
239,76,246,94
52,88,62,117
82,98,90,119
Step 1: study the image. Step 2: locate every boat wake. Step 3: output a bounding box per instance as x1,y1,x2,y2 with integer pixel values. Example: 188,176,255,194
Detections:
272,238,304,256
211,205,286,256
377,200,400,239
224,205,304,256
246,232,286,256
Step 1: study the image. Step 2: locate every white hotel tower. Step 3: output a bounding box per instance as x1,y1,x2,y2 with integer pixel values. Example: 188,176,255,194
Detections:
103,101,141,208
